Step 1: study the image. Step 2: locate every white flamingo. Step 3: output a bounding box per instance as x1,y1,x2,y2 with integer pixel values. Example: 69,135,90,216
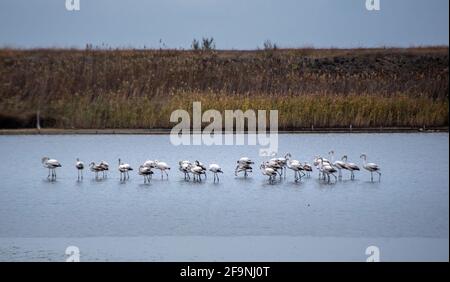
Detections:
235,157,253,177
313,156,330,179
271,153,290,178
302,162,313,177
265,159,283,178
329,150,346,178
318,157,337,183
89,162,104,179
42,157,62,180
190,164,206,182
178,160,192,180
360,154,381,182
155,160,170,179
118,158,133,181
99,160,109,178
75,158,84,180
341,155,360,180
260,163,278,184
209,164,223,182
138,165,153,183
195,160,207,179
286,159,305,182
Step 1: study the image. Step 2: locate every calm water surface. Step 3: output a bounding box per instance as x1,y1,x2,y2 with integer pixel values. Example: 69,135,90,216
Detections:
0,133,448,261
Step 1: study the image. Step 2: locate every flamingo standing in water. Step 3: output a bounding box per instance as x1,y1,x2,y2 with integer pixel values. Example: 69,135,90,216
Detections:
209,164,223,182
194,160,207,180
329,150,347,179
75,158,84,180
341,155,360,180
178,160,192,180
42,157,62,180
99,161,109,178
138,165,153,183
360,154,381,182
287,159,305,182
302,162,313,177
265,159,283,178
118,158,133,181
260,163,278,184
190,164,206,182
318,157,337,183
89,162,104,179
271,153,290,178
313,156,330,180
235,157,253,177
154,160,170,179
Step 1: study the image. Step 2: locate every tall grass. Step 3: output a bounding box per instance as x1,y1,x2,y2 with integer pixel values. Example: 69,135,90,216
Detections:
0,47,448,129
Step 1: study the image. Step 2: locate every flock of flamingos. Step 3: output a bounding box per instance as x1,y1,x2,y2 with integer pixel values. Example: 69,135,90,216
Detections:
41,151,382,184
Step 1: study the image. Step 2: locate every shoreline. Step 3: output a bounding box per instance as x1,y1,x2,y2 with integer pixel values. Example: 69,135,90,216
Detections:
0,127,448,135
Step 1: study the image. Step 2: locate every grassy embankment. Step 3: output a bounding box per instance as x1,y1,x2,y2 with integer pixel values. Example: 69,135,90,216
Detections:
0,47,448,130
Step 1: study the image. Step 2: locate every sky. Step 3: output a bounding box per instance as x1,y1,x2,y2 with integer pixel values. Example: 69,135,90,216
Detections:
0,0,448,49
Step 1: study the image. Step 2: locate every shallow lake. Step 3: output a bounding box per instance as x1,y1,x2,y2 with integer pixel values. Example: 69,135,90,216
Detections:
0,133,448,261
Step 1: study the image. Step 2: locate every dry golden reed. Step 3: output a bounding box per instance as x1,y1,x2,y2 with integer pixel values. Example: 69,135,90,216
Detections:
0,47,448,129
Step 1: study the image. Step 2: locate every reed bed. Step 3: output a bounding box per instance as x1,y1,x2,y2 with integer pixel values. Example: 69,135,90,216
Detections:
0,47,448,129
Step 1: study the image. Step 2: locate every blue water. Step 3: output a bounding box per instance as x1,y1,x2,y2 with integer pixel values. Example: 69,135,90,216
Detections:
0,133,448,261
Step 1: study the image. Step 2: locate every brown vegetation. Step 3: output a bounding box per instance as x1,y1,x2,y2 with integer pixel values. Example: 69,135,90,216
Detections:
0,47,448,129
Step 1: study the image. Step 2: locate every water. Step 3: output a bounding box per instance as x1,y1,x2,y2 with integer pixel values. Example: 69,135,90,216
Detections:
0,133,448,261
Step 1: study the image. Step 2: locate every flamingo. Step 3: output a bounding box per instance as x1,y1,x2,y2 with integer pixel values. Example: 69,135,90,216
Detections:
209,164,223,182
178,160,192,180
194,160,207,179
154,160,170,179
313,156,330,179
118,158,133,181
143,160,157,169
89,162,104,179
318,157,337,183
329,150,347,178
341,155,360,179
99,161,109,178
75,158,84,180
235,157,253,177
265,159,283,178
286,159,305,182
190,164,206,182
360,154,381,182
302,162,313,177
271,153,290,178
138,165,153,183
260,163,278,184
42,157,62,180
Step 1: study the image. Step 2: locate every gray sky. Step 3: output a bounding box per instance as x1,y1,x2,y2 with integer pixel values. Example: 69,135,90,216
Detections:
0,0,448,49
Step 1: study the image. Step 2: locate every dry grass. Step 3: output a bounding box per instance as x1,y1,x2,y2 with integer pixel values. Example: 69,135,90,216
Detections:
0,47,448,129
